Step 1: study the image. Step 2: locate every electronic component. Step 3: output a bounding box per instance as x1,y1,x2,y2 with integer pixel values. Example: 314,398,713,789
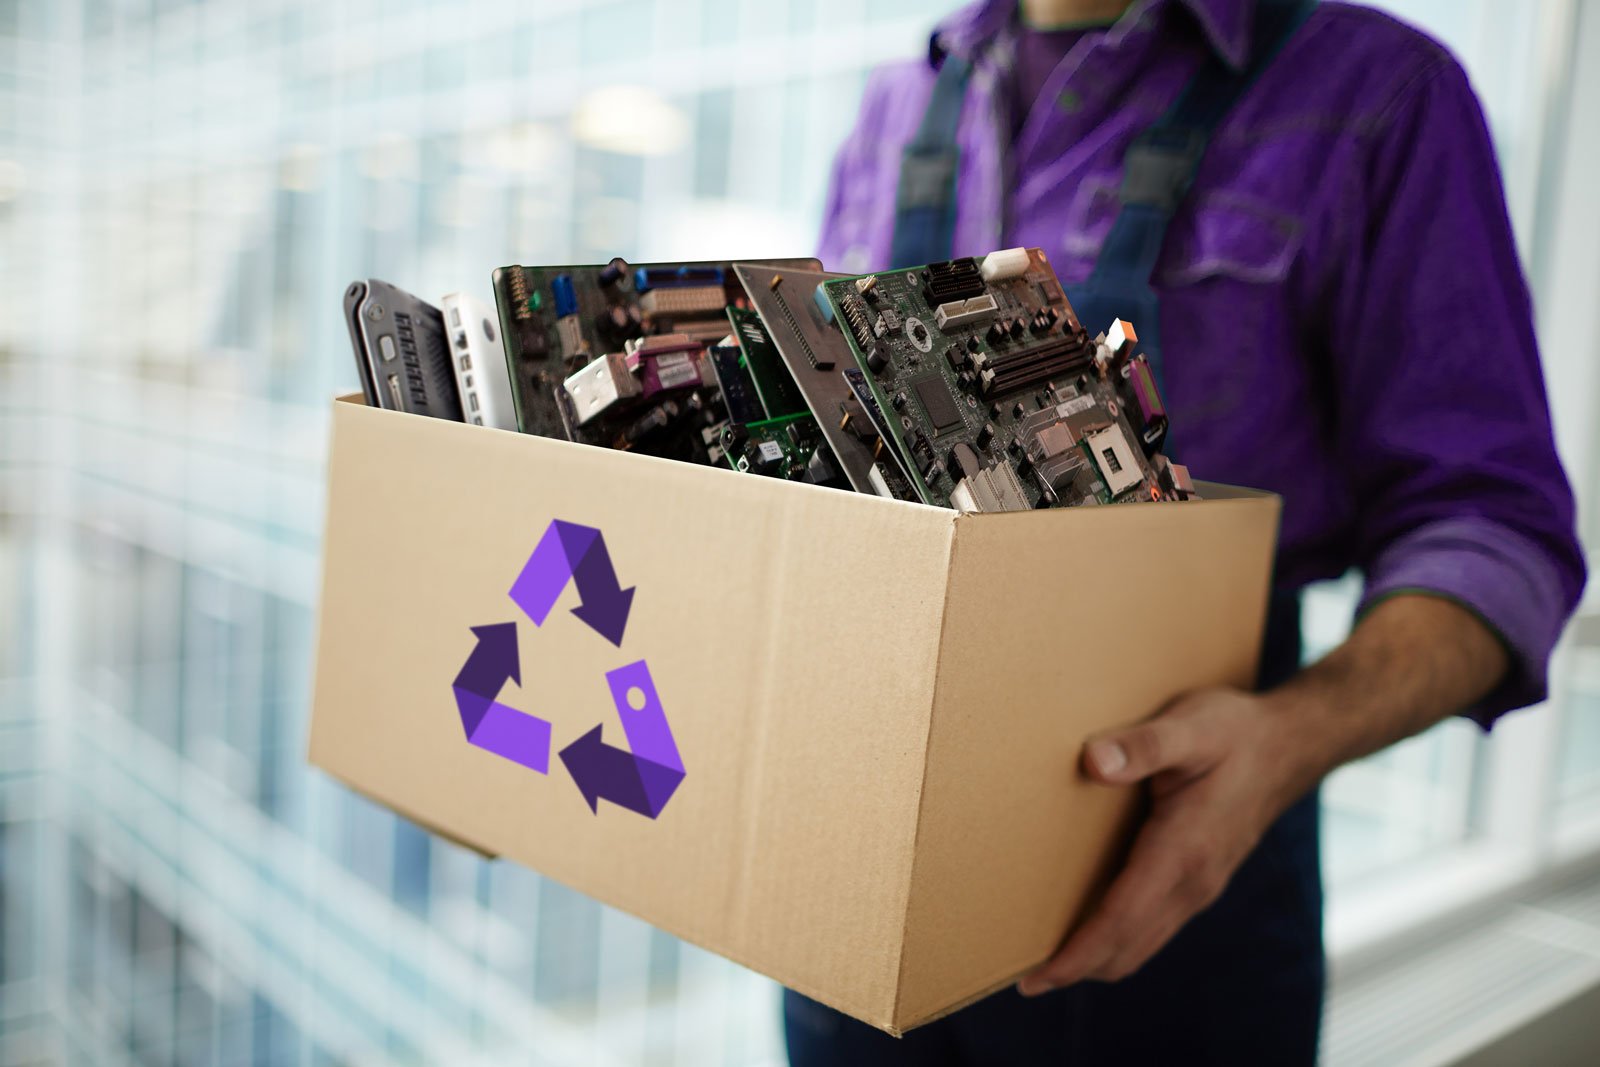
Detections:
840,294,874,349
640,351,706,397
565,352,641,425
913,375,964,434
948,442,983,481
867,342,891,374
490,257,818,459
634,265,724,289
551,274,579,318
728,308,808,420
1085,423,1143,497
734,265,912,499
343,279,462,422
1126,354,1168,451
640,285,726,317
1170,461,1197,498
624,332,700,365
816,246,1179,511
441,292,517,430
924,258,986,303
707,341,764,425
557,315,588,362
471,248,1188,511
971,330,1094,396
598,257,628,288
933,293,998,330
979,247,1031,283
1106,318,1136,356
950,462,1030,513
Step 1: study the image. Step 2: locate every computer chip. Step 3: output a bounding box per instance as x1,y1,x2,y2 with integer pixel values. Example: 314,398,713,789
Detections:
913,375,964,434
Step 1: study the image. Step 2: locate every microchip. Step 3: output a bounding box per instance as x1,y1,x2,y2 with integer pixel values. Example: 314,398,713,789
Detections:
913,375,964,434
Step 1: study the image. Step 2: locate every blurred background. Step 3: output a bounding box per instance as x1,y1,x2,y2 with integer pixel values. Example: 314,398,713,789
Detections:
2,1,1599,1065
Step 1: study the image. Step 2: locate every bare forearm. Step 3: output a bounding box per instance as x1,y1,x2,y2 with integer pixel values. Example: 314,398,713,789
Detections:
1263,593,1509,804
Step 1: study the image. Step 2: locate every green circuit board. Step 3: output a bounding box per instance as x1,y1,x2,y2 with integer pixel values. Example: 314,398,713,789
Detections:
490,257,818,463
818,249,1172,511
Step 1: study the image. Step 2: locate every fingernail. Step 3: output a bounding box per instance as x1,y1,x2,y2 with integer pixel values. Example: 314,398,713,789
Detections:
1089,740,1127,777
1016,978,1051,997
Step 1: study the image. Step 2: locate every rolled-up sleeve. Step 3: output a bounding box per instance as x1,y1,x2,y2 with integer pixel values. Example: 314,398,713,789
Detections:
1327,54,1586,726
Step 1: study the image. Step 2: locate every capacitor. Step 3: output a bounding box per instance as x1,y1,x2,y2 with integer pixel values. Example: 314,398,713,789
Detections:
598,257,628,289
977,422,995,449
949,443,982,481
1012,401,1026,418
986,322,1007,345
551,274,579,319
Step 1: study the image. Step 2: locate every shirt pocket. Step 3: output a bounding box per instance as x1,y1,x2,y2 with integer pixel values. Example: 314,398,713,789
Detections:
1055,175,1122,281
1154,189,1303,288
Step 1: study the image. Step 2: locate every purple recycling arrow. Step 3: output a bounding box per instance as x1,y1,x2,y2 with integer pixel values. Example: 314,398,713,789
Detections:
451,623,552,774
559,659,685,818
509,520,635,647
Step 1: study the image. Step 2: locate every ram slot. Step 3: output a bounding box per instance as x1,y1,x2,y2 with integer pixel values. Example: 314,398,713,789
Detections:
975,335,1094,396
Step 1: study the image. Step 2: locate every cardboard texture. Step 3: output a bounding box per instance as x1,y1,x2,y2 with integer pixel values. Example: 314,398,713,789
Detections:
309,395,1281,1034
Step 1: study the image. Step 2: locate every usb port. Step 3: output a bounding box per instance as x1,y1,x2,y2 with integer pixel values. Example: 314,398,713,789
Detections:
459,353,471,371
386,374,403,408
469,392,480,411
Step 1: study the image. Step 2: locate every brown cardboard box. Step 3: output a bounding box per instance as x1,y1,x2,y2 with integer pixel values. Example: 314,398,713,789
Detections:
308,394,1280,1034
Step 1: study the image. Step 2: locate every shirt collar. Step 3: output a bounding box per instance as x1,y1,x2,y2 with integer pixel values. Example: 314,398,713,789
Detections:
929,0,1257,72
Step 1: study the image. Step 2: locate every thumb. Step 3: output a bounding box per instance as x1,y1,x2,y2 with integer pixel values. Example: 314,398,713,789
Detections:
1083,716,1203,784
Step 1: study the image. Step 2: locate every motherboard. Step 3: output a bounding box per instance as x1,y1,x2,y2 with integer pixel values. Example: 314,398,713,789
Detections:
491,257,819,466
816,248,1186,512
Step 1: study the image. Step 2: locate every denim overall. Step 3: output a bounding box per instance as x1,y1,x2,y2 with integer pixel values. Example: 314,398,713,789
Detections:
785,2,1324,1062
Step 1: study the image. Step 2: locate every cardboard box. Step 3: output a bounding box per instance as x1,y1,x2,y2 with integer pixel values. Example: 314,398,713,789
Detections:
308,394,1280,1034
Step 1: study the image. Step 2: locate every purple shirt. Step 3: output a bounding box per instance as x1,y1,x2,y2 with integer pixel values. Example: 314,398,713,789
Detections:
818,0,1585,725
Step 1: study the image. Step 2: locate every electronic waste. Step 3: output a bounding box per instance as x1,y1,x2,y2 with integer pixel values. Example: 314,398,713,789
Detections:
341,247,1198,512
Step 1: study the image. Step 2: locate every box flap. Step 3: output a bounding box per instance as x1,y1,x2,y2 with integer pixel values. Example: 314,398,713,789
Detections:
891,489,1282,1029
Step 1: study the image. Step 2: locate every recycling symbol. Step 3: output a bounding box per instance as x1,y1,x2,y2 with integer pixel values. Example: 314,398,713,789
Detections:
449,520,685,818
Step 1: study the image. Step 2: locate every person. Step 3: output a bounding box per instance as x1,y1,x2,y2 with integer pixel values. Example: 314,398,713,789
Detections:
783,0,1587,1063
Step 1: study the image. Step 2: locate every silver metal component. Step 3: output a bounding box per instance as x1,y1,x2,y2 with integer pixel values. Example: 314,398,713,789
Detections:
1086,423,1142,496
564,352,640,425
949,462,1030,513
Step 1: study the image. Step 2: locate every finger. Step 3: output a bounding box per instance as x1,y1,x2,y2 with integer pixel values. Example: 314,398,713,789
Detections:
1017,812,1189,995
1085,893,1196,983
1084,714,1205,784
1081,819,1235,983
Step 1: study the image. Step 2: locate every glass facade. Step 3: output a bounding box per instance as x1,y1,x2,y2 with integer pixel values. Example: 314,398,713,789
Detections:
2,2,1596,1064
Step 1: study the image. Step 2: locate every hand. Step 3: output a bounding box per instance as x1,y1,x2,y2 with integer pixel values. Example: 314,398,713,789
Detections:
1016,686,1317,995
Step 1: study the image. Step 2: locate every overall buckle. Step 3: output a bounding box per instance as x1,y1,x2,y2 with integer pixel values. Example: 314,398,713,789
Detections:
1120,128,1207,212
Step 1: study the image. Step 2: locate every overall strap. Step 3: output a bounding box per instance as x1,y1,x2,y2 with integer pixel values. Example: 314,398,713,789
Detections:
889,50,974,270
1088,0,1317,297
